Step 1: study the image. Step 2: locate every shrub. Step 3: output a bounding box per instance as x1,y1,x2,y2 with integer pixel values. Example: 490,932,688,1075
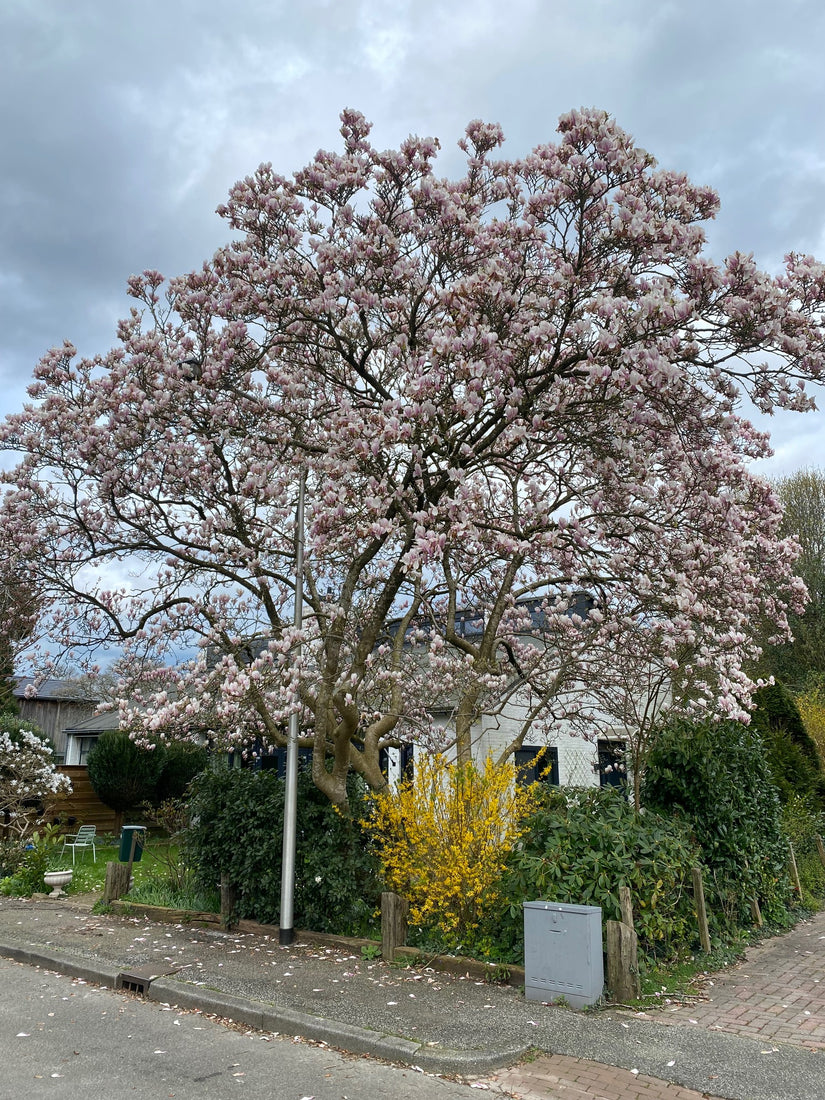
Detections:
795,677,825,770
366,754,536,954
0,712,58,753
184,765,378,935
154,742,208,802
87,730,165,825
0,840,25,880
781,793,825,905
486,786,698,963
0,716,71,842
752,683,825,808
643,718,793,930
0,824,64,897
139,799,192,892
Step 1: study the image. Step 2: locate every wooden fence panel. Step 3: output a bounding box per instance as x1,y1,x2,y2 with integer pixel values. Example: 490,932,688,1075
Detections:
51,767,119,834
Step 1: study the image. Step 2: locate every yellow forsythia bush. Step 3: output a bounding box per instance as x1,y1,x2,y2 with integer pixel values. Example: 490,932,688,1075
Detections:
366,753,537,948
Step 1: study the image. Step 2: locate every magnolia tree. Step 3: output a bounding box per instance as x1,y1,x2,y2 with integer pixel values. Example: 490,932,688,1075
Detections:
2,108,824,807
0,721,71,841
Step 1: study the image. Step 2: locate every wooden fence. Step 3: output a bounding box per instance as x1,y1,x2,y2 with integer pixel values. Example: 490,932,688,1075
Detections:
50,767,119,834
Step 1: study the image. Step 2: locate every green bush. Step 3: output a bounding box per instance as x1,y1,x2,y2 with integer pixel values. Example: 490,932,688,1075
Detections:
751,684,825,809
0,712,57,753
87,730,165,821
0,840,25,880
184,766,379,935
781,793,825,905
483,786,699,964
155,742,208,802
0,825,63,897
643,718,793,930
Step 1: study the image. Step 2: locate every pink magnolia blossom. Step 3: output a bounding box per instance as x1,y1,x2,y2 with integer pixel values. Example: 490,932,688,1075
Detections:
1,108,823,805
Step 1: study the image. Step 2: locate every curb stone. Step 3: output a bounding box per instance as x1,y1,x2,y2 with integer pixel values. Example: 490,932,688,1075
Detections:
106,900,527,987
0,943,528,1075
149,974,530,1074
0,942,120,988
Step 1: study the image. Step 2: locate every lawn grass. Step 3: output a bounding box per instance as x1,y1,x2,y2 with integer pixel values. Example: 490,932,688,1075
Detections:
65,837,220,913
65,838,180,894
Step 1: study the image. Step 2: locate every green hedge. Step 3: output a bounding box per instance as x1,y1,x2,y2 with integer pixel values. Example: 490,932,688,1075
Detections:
483,786,699,963
751,684,825,809
781,793,825,905
643,718,793,929
184,766,379,935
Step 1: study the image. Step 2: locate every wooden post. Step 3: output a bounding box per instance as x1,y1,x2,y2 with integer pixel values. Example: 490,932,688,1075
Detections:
606,919,640,1002
815,835,825,870
220,873,237,930
381,891,409,962
618,884,634,929
789,842,803,898
750,897,763,928
103,827,142,903
103,862,132,903
692,867,711,953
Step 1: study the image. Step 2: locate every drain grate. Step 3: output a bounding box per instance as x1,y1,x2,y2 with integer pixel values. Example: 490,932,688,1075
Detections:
116,960,183,996
116,962,175,996
119,974,149,995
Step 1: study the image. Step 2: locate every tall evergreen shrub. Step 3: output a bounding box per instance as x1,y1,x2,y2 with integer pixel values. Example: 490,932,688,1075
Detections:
643,718,792,929
751,683,825,808
87,730,165,826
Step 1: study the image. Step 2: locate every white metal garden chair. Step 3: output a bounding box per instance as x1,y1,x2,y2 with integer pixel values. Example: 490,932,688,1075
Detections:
61,824,97,864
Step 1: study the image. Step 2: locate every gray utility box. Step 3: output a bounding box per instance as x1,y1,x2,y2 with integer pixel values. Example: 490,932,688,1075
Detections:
523,901,603,1009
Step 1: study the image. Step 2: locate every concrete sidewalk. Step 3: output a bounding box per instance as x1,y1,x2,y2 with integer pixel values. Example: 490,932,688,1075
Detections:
0,895,822,1100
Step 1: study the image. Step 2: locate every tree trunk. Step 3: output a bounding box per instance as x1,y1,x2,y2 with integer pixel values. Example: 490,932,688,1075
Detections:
454,689,480,765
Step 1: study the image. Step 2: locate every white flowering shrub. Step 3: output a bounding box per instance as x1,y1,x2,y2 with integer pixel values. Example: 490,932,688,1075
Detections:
0,720,71,843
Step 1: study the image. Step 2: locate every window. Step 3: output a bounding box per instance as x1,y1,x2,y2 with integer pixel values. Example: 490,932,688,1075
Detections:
77,736,100,766
597,739,627,793
515,745,559,786
379,743,415,782
256,747,313,776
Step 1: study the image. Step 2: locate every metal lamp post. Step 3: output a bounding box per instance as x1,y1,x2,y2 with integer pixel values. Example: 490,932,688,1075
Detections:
279,469,305,946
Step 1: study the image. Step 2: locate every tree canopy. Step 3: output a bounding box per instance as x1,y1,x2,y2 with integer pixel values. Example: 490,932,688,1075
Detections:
2,108,824,804
761,468,825,687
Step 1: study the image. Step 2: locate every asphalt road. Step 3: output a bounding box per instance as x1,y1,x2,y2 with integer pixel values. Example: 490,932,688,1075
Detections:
0,957,483,1100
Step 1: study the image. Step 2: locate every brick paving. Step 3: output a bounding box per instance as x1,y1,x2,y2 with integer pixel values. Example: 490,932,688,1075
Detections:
488,1054,718,1100
633,910,825,1052
484,909,825,1099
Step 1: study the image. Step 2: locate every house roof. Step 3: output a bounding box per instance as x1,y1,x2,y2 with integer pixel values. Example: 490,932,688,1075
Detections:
62,712,119,735
384,591,596,643
14,677,100,703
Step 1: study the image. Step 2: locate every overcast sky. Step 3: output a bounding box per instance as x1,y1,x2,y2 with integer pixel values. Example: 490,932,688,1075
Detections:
1,0,823,477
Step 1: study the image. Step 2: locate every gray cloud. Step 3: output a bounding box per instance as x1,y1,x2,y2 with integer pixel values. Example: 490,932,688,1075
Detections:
1,0,823,472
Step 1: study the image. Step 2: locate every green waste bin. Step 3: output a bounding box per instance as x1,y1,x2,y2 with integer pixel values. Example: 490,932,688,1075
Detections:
118,826,146,862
